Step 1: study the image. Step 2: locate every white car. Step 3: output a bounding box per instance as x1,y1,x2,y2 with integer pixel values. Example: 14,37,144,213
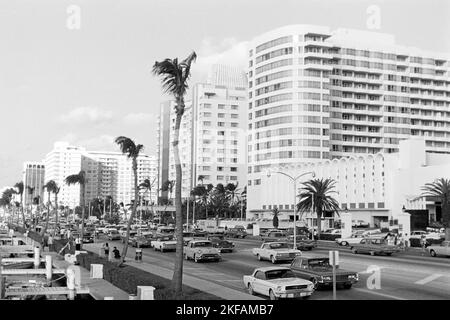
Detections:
184,240,221,262
336,230,383,246
252,242,301,264
410,230,441,241
428,241,450,257
152,235,177,252
243,267,314,300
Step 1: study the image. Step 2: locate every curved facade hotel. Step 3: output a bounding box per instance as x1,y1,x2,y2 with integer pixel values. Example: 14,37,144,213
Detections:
246,25,450,227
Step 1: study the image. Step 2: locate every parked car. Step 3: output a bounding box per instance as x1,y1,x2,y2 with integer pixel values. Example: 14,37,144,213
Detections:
287,235,316,251
121,231,138,243
209,237,235,253
261,230,288,242
289,256,359,289
350,238,401,256
319,229,342,241
252,242,301,264
335,230,382,246
352,220,370,228
224,227,247,238
107,230,121,241
156,226,175,235
152,235,177,252
184,240,221,262
243,267,314,300
428,240,450,257
174,232,195,246
82,232,94,243
131,234,154,248
192,229,208,237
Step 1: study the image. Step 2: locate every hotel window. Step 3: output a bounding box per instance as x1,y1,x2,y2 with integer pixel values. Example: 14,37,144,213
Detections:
218,113,225,118
218,104,225,109
218,122,225,127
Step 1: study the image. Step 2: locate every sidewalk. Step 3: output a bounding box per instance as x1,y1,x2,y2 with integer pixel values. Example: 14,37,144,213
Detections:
127,260,263,300
84,246,262,300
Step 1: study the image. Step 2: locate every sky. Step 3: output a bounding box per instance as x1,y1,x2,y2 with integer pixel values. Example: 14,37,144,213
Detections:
0,0,449,187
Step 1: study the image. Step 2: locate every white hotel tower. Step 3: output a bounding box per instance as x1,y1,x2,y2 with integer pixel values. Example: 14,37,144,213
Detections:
247,25,450,219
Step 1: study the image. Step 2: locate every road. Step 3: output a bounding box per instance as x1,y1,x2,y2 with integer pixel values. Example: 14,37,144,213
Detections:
85,236,450,300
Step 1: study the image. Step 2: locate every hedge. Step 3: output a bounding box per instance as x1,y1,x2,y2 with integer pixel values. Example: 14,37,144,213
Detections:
76,252,221,300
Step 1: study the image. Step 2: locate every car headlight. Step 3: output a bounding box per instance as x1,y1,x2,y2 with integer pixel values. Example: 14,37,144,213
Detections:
275,286,283,292
308,284,315,290
322,276,332,281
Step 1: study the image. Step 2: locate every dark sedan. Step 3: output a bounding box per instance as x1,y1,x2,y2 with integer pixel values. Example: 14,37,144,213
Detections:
287,235,317,251
209,237,235,253
290,256,359,289
82,232,94,244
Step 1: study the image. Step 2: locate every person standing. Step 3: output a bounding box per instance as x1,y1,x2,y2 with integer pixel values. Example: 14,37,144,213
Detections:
420,235,427,255
75,236,81,251
48,234,54,252
102,242,110,258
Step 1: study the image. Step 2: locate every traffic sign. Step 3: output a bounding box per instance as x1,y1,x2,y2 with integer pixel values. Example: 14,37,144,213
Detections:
329,250,339,266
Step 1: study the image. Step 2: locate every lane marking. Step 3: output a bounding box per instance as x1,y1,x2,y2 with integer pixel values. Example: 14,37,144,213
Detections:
415,274,443,285
353,288,407,300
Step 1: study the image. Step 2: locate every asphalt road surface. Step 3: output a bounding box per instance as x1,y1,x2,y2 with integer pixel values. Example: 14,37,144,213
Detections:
86,236,450,300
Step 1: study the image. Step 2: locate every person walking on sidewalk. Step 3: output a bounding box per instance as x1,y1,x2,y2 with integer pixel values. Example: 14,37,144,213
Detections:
420,235,427,255
75,236,81,251
103,242,110,257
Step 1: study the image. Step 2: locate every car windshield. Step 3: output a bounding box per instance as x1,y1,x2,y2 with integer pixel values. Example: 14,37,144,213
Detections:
194,242,212,248
266,269,296,280
269,243,289,249
159,237,173,241
309,259,331,269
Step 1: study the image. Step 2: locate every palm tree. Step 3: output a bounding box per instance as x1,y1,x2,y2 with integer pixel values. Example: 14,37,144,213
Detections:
140,178,157,220
115,136,144,265
153,51,197,295
43,180,60,236
14,182,25,227
225,182,240,218
421,178,450,240
198,175,205,186
42,181,56,236
240,186,247,221
65,171,87,249
297,178,341,240
1,188,15,223
26,186,35,227
272,208,279,229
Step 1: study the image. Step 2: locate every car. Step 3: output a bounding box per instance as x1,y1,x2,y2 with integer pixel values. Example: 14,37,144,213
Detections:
350,237,401,256
82,232,94,243
192,229,208,237
287,235,317,251
152,235,177,252
121,231,138,243
173,232,195,246
184,240,221,262
243,267,314,300
107,230,121,241
319,229,342,241
252,242,302,264
335,230,383,246
261,230,288,242
352,220,370,228
131,234,154,248
156,226,175,235
209,237,235,253
289,256,359,289
224,227,247,238
428,241,450,257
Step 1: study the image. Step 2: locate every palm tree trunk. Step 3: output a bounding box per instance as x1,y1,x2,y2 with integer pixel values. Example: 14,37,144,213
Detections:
80,184,85,250
21,194,26,228
42,191,51,237
120,159,139,265
172,109,184,296
54,193,58,237
316,208,322,240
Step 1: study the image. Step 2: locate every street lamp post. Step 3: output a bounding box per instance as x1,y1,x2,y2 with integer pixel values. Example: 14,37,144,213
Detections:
267,170,315,249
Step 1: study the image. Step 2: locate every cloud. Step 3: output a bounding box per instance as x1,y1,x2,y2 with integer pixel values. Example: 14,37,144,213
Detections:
59,133,115,151
58,107,114,124
123,112,156,125
193,37,249,81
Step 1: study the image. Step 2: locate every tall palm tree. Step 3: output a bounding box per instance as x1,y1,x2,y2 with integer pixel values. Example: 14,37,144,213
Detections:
43,180,60,236
153,51,197,295
422,178,450,240
14,182,25,227
240,186,247,220
115,136,144,265
42,181,55,236
297,178,341,240
65,171,87,249
1,188,15,223
198,175,205,186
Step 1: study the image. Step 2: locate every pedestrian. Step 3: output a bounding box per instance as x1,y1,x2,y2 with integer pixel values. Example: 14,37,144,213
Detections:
75,236,81,251
420,235,427,255
48,234,54,252
404,233,409,249
313,229,318,240
113,246,121,259
103,242,109,257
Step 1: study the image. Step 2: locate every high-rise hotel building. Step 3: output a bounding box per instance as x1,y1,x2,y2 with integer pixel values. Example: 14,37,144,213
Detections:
44,142,157,208
157,65,248,200
247,25,450,216
22,162,45,206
